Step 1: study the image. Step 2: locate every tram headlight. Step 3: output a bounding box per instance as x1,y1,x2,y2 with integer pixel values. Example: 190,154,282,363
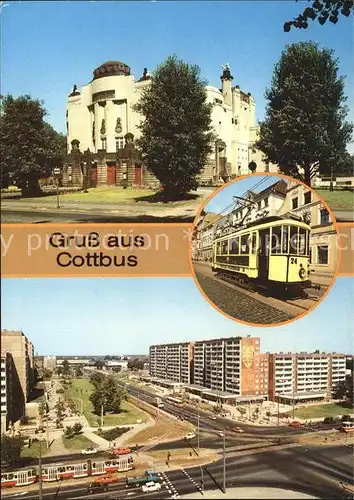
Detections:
299,267,306,279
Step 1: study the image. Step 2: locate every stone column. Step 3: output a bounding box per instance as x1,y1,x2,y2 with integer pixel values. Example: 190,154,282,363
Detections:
96,150,107,186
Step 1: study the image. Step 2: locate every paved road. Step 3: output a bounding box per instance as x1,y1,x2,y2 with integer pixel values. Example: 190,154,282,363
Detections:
0,209,196,224
194,268,293,325
5,445,352,499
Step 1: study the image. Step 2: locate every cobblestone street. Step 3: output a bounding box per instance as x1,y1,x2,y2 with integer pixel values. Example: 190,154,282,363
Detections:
195,271,293,324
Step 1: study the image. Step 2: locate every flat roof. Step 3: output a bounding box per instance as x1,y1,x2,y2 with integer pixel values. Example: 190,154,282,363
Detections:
276,391,327,399
185,384,210,392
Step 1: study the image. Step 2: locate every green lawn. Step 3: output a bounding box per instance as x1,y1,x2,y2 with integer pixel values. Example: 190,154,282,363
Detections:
64,378,146,427
62,434,94,450
21,187,158,204
316,189,353,210
21,440,49,459
289,403,353,420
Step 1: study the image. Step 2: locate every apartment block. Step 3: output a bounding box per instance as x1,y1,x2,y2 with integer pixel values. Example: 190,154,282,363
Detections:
149,342,193,384
185,336,262,397
267,352,348,403
43,355,57,371
1,330,35,428
148,337,348,405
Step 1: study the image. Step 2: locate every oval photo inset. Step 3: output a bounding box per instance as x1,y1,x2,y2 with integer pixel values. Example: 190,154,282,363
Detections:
190,173,340,327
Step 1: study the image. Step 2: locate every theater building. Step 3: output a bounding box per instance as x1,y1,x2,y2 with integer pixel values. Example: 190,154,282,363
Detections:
64,60,277,189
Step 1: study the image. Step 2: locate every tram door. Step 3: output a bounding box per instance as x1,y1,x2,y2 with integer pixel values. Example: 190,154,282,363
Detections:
258,229,270,282
47,467,58,481
17,470,29,486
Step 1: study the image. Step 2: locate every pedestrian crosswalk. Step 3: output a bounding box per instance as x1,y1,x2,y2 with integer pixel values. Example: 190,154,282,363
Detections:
158,471,180,498
181,468,204,495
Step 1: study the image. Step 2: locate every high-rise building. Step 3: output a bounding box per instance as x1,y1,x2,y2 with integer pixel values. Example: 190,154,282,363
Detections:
149,342,194,384
149,336,348,406
267,352,347,404
1,330,35,429
43,356,57,371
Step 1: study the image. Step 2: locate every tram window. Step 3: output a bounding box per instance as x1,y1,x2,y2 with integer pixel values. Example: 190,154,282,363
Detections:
240,235,249,254
289,226,299,254
298,228,307,255
222,240,228,255
216,242,221,255
229,237,239,254
282,226,289,253
251,232,257,254
306,231,310,256
58,467,65,473
271,226,282,254
8,474,13,480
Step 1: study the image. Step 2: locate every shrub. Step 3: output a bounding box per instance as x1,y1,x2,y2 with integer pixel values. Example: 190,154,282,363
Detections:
97,427,131,441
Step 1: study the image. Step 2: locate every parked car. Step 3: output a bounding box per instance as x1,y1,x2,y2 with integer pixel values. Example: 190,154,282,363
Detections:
232,427,245,433
82,447,97,455
87,482,108,494
210,415,217,420
217,431,224,437
185,432,196,440
142,481,162,493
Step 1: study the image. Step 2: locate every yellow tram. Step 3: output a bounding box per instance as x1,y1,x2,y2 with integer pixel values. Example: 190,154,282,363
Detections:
212,217,311,290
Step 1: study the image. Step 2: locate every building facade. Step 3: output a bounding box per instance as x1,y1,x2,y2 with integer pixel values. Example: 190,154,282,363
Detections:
43,356,57,371
267,352,347,404
149,336,347,405
149,342,194,385
1,331,35,430
278,181,338,276
192,212,222,262
215,179,287,238
64,61,278,189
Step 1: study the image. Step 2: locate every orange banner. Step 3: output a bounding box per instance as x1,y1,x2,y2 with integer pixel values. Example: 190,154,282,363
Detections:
1,222,353,277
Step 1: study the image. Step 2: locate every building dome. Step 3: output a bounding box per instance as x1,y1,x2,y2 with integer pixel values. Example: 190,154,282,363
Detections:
93,60,131,80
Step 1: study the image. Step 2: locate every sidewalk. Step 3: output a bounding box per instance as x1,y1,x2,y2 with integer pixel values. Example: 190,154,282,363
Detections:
180,487,320,499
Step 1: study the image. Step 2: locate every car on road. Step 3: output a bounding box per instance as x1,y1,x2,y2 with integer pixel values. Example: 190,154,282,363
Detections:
232,427,245,433
210,415,217,420
185,432,196,440
109,447,132,456
87,482,109,494
82,447,97,455
288,421,302,428
217,431,225,437
142,481,162,493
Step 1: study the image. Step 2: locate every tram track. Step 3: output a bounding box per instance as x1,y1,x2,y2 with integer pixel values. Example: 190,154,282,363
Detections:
213,271,323,317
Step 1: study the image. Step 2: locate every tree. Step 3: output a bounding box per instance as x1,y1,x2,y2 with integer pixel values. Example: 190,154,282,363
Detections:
61,360,71,376
284,1,353,32
0,94,67,195
127,358,145,371
94,360,104,370
257,42,353,186
75,366,83,378
42,368,53,380
89,374,125,415
1,435,25,466
133,55,214,199
333,374,353,403
90,371,105,389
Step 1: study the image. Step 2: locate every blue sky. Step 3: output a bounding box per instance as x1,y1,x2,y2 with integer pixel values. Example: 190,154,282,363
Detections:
2,1,353,151
205,175,288,214
1,277,353,356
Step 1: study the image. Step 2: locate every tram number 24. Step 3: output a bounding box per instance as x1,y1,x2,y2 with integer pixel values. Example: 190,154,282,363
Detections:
290,257,298,264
